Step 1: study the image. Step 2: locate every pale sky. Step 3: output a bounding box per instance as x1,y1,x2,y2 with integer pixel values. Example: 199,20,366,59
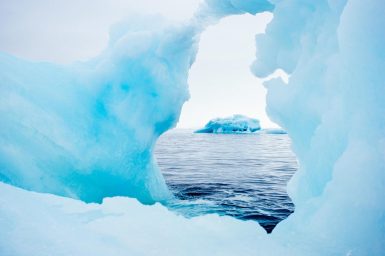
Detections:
0,0,278,129
179,12,276,128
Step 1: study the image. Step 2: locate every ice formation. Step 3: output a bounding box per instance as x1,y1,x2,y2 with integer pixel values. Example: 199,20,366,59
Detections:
0,16,190,204
0,0,384,255
195,114,261,133
261,128,287,134
0,1,272,204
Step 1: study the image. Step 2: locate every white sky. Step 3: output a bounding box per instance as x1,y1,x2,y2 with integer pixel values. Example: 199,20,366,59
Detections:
0,0,278,129
179,13,276,128
0,0,200,62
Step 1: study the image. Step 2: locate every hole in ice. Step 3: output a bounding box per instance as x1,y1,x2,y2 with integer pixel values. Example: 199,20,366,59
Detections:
155,13,298,233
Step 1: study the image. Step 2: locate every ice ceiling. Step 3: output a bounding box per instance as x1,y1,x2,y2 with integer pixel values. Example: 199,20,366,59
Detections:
0,0,384,255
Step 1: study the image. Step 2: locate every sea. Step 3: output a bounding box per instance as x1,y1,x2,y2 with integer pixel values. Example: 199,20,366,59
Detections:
154,129,297,233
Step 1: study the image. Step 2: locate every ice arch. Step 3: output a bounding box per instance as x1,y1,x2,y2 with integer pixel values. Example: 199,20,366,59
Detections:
0,0,384,255
0,0,273,204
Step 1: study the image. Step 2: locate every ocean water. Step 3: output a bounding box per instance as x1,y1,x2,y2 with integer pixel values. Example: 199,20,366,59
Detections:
155,129,298,233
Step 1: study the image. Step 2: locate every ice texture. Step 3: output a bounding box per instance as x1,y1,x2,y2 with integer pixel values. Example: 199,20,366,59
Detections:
253,0,385,254
0,0,385,255
195,114,261,133
0,1,269,204
0,16,194,204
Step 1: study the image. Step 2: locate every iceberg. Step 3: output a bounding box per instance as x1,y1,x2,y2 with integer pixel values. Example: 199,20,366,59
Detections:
0,0,384,255
261,128,287,134
194,114,261,133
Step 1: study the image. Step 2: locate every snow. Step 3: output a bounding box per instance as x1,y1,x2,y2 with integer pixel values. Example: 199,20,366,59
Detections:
195,114,261,133
0,182,273,256
0,0,384,255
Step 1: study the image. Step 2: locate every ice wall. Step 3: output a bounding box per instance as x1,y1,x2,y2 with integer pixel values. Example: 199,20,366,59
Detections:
254,0,385,254
0,16,196,203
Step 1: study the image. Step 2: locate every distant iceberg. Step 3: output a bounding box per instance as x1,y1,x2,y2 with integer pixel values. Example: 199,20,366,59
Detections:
195,115,261,134
261,128,287,134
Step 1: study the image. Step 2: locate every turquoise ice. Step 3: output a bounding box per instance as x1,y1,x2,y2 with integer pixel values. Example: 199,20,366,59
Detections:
195,114,261,133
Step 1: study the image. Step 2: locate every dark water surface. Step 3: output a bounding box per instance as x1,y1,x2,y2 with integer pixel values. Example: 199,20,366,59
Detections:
155,129,297,233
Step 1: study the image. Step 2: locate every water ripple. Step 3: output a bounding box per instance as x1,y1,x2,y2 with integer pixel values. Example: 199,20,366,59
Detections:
155,129,298,233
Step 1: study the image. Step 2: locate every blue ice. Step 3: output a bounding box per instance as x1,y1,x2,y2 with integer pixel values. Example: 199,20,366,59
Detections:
195,114,261,133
